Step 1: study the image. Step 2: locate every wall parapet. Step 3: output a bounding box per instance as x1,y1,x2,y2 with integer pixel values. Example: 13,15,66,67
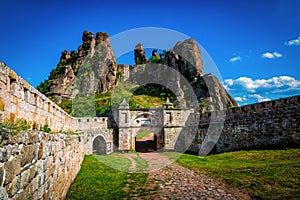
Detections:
0,62,108,132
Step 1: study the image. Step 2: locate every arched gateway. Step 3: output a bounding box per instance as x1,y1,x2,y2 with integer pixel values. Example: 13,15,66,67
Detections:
117,99,194,152
93,135,106,155
117,99,164,151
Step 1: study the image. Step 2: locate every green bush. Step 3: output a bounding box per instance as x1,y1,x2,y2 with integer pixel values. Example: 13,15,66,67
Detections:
40,124,51,133
59,99,73,115
0,119,31,140
36,79,50,96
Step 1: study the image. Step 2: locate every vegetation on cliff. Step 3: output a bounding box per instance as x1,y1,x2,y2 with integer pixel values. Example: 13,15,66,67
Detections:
37,31,237,116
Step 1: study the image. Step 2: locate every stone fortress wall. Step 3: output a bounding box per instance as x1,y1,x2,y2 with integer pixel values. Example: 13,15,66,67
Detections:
187,95,300,154
0,130,110,199
0,62,112,199
0,62,108,132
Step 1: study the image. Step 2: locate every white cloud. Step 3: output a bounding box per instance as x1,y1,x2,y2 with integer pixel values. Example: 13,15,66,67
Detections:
262,52,274,59
224,79,234,86
234,96,247,102
285,36,300,46
273,52,282,58
224,76,300,93
248,94,271,102
229,56,241,63
223,76,300,105
262,52,282,59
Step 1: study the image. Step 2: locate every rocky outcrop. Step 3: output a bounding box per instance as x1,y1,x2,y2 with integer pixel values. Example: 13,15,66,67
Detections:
76,39,117,96
49,65,76,102
162,39,237,109
44,31,117,103
134,43,148,64
172,38,204,77
202,74,237,109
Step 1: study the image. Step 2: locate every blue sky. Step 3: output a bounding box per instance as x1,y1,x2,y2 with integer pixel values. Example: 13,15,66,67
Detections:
0,0,299,105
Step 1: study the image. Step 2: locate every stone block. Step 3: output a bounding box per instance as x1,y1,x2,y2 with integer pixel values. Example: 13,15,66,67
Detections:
4,156,21,186
36,159,46,173
8,70,17,81
0,97,4,111
20,145,35,167
30,176,39,193
0,187,8,200
6,175,21,197
27,131,36,145
38,142,43,160
28,165,37,183
0,165,4,187
20,169,30,190
46,165,55,180
37,184,45,199
0,148,8,162
23,181,33,200
23,81,30,91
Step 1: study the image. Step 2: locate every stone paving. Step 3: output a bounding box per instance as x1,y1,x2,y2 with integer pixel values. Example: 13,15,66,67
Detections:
124,153,251,200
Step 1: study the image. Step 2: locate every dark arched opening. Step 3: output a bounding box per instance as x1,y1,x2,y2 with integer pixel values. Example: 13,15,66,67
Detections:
93,135,106,155
135,130,156,153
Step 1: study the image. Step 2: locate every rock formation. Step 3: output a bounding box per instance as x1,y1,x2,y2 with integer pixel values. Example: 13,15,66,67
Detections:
162,38,237,109
44,31,117,104
134,43,148,64
172,38,204,77
37,31,237,113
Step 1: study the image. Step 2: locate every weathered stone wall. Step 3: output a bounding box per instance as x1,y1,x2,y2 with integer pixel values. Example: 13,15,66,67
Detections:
0,131,80,199
0,129,112,199
0,62,109,132
189,95,300,154
0,63,114,199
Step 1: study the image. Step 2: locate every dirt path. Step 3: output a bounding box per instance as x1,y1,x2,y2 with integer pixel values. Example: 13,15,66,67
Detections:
139,152,172,172
121,153,137,172
123,152,251,199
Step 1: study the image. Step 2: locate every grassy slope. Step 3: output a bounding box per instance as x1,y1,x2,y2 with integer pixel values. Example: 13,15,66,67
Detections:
167,149,300,200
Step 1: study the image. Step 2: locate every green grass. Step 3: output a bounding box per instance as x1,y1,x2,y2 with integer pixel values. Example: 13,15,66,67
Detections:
66,154,153,199
135,130,152,141
94,153,132,172
134,154,148,172
166,149,300,200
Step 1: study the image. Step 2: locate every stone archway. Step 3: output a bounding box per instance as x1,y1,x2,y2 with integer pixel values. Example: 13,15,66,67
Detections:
93,135,106,155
